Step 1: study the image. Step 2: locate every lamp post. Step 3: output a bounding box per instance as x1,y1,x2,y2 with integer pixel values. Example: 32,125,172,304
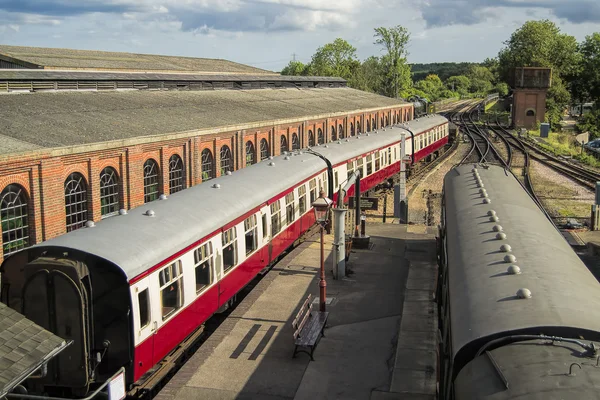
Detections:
312,189,333,312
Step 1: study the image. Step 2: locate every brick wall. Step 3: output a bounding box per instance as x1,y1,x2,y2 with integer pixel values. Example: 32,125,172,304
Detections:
0,104,413,261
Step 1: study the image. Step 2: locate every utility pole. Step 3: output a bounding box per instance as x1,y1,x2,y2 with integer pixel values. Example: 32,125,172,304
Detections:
292,53,297,62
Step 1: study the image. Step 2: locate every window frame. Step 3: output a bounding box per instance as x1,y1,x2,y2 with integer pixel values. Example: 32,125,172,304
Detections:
194,242,213,294
222,226,238,274
159,260,184,321
298,185,307,215
244,215,258,255
270,200,281,236
285,192,295,225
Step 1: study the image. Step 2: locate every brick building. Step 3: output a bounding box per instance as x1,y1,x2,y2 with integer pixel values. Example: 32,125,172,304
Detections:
0,45,413,262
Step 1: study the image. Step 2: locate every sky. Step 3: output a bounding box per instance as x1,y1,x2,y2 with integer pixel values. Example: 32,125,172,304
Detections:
1,0,599,72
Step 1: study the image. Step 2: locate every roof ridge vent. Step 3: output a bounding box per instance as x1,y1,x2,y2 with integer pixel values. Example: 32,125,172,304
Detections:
119,209,128,215
145,210,155,217
517,288,532,299
212,183,221,189
269,162,276,166
85,221,95,228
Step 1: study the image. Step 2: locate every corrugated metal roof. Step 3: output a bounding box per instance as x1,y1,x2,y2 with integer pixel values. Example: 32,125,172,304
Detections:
17,121,435,281
0,69,345,82
0,88,406,157
0,44,275,75
0,302,68,397
443,164,600,362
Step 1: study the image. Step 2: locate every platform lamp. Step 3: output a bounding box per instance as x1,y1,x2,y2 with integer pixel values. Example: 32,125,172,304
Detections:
312,189,333,312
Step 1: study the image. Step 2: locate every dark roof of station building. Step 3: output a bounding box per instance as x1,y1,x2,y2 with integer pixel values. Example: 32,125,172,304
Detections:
0,302,69,398
0,44,275,75
0,86,407,158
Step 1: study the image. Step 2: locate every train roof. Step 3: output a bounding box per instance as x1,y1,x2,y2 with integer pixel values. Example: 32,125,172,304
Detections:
397,114,446,133
443,165,600,362
13,115,445,281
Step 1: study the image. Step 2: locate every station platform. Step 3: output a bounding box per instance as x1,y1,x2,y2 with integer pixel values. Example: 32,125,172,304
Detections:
155,223,439,400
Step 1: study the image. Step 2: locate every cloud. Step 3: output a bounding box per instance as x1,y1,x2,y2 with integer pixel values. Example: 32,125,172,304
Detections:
0,0,361,33
0,0,138,16
413,0,600,27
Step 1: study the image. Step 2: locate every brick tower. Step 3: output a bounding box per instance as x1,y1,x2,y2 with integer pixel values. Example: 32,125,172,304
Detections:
510,67,552,129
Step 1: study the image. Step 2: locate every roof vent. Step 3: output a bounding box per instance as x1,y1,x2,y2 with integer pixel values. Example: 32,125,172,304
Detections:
346,139,350,142
480,188,487,195
472,168,478,173
493,225,503,232
517,288,532,299
496,232,507,240
500,244,512,252
269,156,274,160
269,162,276,166
324,145,329,148
284,156,290,160
159,194,168,200
507,265,521,275
226,171,232,176
145,210,155,217
483,198,491,204
119,209,128,215
489,216,499,222
504,254,517,263
487,210,497,216
212,183,221,189
366,133,370,136
85,221,95,228
337,141,342,144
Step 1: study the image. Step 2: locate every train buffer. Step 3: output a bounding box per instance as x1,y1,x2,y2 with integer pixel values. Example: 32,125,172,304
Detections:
292,294,328,361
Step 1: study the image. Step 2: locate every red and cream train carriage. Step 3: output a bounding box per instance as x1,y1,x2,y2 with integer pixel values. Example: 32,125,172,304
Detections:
0,115,448,396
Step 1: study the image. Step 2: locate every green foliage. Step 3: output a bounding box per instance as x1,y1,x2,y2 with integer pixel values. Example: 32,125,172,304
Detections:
308,38,360,81
281,60,308,76
574,33,600,103
348,56,384,93
498,20,580,80
495,82,509,96
373,25,412,98
414,74,445,101
445,75,471,96
411,62,475,81
576,104,600,139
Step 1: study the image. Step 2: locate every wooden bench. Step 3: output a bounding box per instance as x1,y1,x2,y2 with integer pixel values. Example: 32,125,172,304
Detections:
292,294,329,360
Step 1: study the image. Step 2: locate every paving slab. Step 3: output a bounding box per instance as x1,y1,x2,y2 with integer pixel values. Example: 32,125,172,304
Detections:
155,222,438,400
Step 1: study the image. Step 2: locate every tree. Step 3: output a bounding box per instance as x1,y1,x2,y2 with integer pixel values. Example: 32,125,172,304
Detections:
348,56,383,93
575,33,600,103
414,74,445,101
374,25,412,98
446,75,471,96
281,60,308,76
498,20,580,80
308,38,360,80
497,20,580,125
495,82,510,97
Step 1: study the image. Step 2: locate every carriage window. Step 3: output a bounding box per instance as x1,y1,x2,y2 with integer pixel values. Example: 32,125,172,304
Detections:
285,193,295,225
159,261,183,320
194,242,213,293
357,158,364,177
366,155,373,175
298,185,307,215
262,214,268,239
222,227,238,273
245,215,258,255
271,201,281,236
334,171,338,191
375,151,380,171
347,161,354,179
138,289,150,328
388,148,392,165
309,179,317,204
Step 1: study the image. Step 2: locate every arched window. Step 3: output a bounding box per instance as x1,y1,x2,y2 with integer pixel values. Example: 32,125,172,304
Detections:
143,159,160,203
372,118,376,130
331,126,337,141
339,124,344,139
169,154,185,194
99,167,120,217
245,141,255,167
308,130,315,147
220,145,233,175
318,128,324,144
292,133,300,150
357,121,361,134
260,138,270,160
201,149,214,181
350,122,355,136
382,116,385,127
367,119,371,132
1,184,29,256
393,114,397,124
526,109,535,117
385,116,389,126
65,172,88,232
280,135,288,153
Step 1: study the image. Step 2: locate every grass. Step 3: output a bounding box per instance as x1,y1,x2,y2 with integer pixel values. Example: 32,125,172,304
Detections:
526,128,600,168
484,100,498,112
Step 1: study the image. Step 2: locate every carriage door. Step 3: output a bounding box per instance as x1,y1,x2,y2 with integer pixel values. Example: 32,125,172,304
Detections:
132,278,155,376
260,204,272,265
21,259,92,391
